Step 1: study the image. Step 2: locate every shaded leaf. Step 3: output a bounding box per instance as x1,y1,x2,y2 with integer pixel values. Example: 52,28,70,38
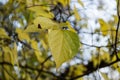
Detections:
3,47,14,65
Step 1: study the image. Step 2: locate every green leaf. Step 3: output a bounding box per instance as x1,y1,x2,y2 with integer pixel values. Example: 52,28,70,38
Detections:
48,30,80,68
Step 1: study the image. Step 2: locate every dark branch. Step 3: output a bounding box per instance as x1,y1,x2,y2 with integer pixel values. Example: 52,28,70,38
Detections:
114,0,120,59
41,55,52,65
71,58,120,80
1,57,120,80
0,62,61,79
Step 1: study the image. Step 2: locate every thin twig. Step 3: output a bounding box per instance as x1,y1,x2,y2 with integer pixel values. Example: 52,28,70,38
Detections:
35,55,52,80
114,0,120,59
80,41,114,48
41,55,52,65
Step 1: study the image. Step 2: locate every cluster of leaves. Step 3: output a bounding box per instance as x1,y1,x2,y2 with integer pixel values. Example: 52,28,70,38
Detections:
0,0,120,80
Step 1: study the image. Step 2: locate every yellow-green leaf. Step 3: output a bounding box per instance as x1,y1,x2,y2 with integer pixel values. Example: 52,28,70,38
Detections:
0,28,9,39
12,43,18,64
59,21,76,32
100,72,109,80
28,6,54,18
16,28,30,42
24,24,43,33
66,21,76,32
100,49,110,62
58,0,70,6
117,51,120,59
78,0,84,7
33,17,59,29
31,40,42,62
48,30,80,68
98,19,110,36
92,56,100,67
74,6,81,21
40,34,48,50
3,47,14,65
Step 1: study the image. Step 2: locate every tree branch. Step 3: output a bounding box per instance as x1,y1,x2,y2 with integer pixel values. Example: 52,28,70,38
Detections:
0,57,120,80
71,58,120,80
114,0,120,59
0,62,61,79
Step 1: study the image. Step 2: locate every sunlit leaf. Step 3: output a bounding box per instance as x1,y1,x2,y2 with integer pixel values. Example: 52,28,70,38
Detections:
40,34,48,50
98,19,110,36
92,56,100,67
26,0,35,6
111,55,116,62
24,24,43,33
74,6,81,21
12,43,18,64
112,62,120,73
113,15,118,24
59,21,76,32
48,30,80,68
74,65,86,75
28,6,54,18
31,40,42,62
117,52,120,58
100,72,109,80
78,0,84,7
100,50,110,62
16,28,30,42
34,17,59,29
0,28,9,39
